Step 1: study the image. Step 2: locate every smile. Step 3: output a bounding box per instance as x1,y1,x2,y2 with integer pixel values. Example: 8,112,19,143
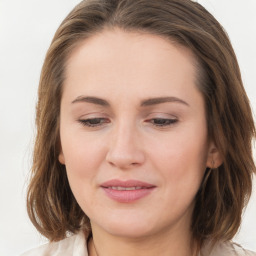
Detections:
107,186,145,190
101,179,156,203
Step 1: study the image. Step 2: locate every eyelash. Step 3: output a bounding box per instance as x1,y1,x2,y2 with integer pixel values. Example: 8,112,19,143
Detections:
146,118,178,127
78,118,110,127
78,118,178,128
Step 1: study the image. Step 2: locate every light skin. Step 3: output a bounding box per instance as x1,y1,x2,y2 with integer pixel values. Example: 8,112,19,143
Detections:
59,28,222,256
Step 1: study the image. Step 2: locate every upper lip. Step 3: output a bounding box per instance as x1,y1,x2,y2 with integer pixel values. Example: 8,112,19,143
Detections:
101,179,155,188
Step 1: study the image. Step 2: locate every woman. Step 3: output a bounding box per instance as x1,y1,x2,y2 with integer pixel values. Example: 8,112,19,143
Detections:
22,0,256,255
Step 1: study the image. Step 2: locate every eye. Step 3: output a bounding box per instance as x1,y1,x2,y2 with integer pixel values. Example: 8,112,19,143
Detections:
78,118,110,127
147,118,178,127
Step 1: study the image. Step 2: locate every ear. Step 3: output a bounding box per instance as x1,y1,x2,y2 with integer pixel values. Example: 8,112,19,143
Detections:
206,141,223,168
58,150,66,165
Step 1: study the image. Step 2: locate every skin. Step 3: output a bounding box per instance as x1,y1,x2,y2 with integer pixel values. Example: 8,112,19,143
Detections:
59,28,221,256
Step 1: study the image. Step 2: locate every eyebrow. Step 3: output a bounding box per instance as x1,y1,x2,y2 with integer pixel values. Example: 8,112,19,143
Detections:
72,96,110,106
71,96,189,107
140,97,189,107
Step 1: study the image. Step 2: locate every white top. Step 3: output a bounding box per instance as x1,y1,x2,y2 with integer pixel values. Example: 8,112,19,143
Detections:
21,231,256,256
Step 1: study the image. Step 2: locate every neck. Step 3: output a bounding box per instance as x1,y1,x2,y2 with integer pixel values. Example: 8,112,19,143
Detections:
88,221,197,256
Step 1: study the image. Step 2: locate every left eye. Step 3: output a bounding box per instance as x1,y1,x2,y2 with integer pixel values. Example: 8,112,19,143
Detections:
148,118,178,127
78,118,110,127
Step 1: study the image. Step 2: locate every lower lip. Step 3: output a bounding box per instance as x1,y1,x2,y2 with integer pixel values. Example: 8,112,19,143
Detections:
102,187,155,203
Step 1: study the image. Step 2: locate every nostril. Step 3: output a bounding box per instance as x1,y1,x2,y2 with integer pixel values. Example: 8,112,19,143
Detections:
106,154,144,169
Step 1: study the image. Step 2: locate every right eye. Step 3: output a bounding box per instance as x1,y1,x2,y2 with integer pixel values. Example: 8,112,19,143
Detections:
78,118,110,127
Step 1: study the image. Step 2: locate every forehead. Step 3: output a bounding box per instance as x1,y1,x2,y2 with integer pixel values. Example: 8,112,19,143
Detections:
66,28,197,72
63,28,200,105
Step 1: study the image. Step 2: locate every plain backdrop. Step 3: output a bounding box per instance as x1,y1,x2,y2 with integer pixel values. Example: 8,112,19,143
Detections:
0,0,255,255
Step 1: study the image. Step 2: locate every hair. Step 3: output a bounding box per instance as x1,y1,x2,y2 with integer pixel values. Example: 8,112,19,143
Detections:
27,0,256,250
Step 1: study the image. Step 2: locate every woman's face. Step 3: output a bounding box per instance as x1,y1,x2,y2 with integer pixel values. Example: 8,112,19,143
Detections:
59,29,217,238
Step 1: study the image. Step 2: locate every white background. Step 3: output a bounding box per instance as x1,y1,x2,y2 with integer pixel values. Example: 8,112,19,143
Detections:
0,0,255,255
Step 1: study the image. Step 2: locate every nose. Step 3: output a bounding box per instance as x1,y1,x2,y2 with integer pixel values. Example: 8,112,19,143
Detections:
106,123,145,169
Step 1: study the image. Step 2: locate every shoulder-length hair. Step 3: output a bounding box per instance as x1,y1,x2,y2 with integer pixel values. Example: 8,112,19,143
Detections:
27,0,256,248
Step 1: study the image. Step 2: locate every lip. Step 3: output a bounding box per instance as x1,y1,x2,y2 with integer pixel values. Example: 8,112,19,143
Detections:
101,179,156,203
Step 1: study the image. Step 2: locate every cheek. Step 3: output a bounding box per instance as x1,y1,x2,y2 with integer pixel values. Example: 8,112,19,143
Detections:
148,125,208,188
153,137,208,215
61,136,105,214
60,129,107,200
61,129,104,170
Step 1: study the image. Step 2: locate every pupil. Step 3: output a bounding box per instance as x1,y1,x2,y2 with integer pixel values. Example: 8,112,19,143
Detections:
90,118,101,124
155,119,167,124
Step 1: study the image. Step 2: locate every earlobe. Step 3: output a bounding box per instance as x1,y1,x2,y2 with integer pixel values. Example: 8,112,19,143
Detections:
206,142,223,169
58,152,66,165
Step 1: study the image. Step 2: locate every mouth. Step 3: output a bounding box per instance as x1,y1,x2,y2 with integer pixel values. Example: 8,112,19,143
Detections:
105,186,148,190
100,179,156,203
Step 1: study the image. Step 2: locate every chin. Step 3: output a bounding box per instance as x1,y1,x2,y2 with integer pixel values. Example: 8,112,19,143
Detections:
106,224,155,239
92,212,161,239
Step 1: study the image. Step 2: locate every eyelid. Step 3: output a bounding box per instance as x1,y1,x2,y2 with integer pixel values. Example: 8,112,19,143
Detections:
76,112,111,127
145,117,178,126
78,117,110,128
144,112,179,128
145,111,178,119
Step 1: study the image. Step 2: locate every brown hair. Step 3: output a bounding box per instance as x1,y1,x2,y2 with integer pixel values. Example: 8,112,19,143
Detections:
27,0,256,248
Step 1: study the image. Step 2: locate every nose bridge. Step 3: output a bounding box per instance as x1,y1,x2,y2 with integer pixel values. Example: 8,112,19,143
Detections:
114,119,135,146
106,118,145,168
